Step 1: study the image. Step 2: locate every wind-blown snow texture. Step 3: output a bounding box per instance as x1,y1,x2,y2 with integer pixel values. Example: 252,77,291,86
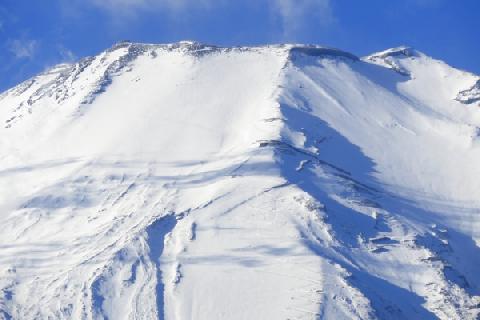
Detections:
1,41,480,320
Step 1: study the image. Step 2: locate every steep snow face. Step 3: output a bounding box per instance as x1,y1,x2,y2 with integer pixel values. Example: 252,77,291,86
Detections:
292,47,480,226
0,42,480,320
280,49,480,319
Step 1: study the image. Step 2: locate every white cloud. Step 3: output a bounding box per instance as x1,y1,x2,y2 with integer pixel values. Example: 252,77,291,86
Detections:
83,0,333,35
88,0,148,14
58,45,77,62
9,39,38,59
269,0,332,36
85,0,216,16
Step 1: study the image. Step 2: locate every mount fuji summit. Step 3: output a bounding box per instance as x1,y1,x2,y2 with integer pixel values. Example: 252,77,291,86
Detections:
1,41,480,320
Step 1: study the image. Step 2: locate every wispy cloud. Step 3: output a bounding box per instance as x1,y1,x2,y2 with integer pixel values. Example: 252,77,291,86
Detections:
9,39,38,59
86,0,149,16
58,45,77,62
83,0,217,18
269,0,333,37
83,0,334,36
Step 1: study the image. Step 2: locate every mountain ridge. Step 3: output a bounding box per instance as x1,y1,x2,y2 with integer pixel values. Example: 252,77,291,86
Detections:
1,42,480,320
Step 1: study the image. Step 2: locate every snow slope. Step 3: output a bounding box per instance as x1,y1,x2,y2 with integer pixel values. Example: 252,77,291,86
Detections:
0,41,480,319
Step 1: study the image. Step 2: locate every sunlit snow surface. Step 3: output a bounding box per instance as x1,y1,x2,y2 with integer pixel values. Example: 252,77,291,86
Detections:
1,42,480,319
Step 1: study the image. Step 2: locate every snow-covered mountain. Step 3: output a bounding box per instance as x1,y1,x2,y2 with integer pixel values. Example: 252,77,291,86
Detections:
1,41,480,320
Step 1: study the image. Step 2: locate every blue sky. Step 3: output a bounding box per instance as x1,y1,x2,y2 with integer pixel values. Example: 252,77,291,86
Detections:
1,0,479,92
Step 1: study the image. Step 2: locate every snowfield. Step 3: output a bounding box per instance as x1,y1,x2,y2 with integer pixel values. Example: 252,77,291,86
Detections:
1,41,480,319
